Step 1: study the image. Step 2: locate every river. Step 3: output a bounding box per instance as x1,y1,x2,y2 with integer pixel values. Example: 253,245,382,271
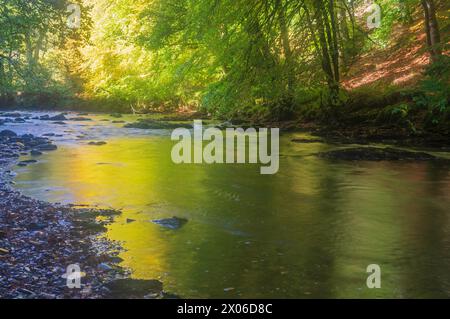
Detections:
3,111,450,298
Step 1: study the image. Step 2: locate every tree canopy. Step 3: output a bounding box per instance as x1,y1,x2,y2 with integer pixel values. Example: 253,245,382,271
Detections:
0,0,448,122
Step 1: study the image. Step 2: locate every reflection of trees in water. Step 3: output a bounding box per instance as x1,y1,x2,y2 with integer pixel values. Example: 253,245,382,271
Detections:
15,136,450,298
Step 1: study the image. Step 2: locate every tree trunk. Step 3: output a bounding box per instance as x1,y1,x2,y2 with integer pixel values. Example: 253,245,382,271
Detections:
338,6,350,68
328,0,339,84
276,0,295,96
313,0,340,106
421,0,441,61
279,12,294,96
313,1,333,84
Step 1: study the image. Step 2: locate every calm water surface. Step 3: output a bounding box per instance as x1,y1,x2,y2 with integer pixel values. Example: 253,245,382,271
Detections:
5,112,450,298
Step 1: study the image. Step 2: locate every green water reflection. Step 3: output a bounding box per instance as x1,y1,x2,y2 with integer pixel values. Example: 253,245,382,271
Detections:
14,135,450,298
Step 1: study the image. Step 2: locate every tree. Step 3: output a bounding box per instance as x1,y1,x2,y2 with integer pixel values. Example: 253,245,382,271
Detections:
0,0,86,106
421,0,441,62
304,0,341,107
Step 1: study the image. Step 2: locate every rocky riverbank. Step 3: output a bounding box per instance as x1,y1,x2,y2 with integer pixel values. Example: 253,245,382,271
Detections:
0,129,170,299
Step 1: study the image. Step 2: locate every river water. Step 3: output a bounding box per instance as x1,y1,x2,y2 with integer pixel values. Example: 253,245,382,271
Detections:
3,111,450,298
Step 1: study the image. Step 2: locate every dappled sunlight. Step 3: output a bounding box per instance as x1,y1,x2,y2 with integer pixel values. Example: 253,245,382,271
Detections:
342,23,432,90
1,0,449,301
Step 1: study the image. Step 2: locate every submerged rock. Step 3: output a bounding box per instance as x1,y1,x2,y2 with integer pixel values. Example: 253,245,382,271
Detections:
318,147,442,161
36,143,57,151
291,138,323,143
20,159,37,164
124,119,192,130
30,150,43,156
152,217,188,230
18,160,37,166
70,117,92,121
104,279,163,299
88,141,107,146
160,112,206,121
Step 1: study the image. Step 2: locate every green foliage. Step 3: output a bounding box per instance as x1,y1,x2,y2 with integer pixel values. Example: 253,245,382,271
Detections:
0,0,447,135
0,0,90,106
345,83,409,111
390,103,410,118
413,55,450,125
363,0,416,49
74,0,374,116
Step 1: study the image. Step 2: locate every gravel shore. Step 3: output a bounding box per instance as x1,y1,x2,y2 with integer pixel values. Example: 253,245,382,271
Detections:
0,130,127,299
